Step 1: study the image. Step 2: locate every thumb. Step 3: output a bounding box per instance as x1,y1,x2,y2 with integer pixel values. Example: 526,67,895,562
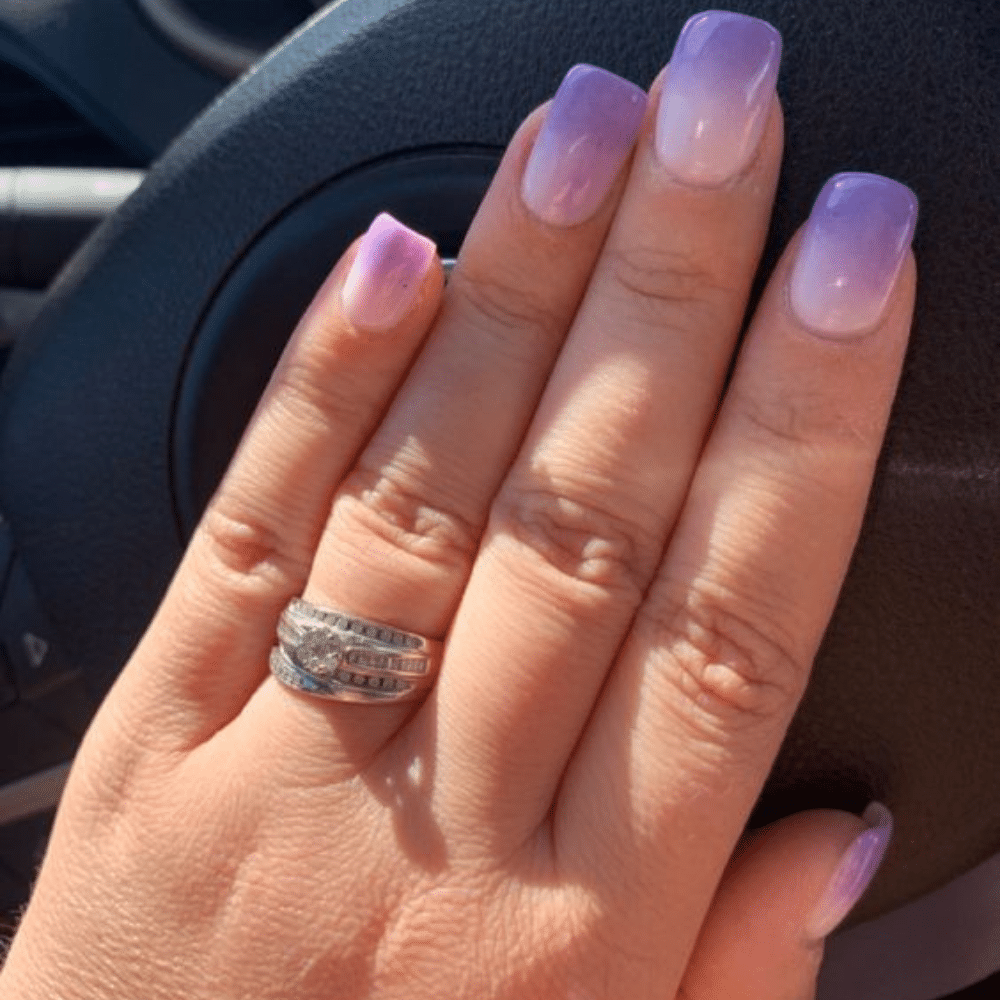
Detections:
677,803,893,1000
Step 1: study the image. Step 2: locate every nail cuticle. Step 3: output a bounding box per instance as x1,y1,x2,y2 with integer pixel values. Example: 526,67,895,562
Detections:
781,281,883,344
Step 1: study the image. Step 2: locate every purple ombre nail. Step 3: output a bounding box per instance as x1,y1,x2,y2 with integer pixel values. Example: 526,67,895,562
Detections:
805,802,894,940
521,64,647,227
340,212,437,330
655,11,781,185
790,173,918,336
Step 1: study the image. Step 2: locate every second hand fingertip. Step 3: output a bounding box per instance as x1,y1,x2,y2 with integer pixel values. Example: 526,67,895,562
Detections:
804,801,894,941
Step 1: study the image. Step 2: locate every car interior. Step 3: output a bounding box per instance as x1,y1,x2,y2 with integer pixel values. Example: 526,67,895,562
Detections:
0,1,997,997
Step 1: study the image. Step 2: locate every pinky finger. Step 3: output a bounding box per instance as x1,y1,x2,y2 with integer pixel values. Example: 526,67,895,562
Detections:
678,805,893,1000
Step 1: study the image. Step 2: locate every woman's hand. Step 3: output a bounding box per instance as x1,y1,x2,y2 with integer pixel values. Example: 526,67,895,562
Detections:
0,11,915,999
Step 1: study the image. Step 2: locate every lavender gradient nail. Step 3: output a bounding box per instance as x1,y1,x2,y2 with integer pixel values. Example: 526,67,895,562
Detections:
340,212,437,330
805,802,894,940
790,173,918,335
521,64,647,227
655,11,781,184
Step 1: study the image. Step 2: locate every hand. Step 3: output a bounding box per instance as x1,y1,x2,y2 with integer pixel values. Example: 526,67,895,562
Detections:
0,11,915,999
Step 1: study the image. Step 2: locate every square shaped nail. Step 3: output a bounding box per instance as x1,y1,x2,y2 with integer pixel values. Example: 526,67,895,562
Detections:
789,173,918,336
655,10,781,185
521,64,647,227
340,212,437,330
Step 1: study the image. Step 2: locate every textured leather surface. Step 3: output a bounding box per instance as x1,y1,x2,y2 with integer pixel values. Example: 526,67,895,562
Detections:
0,0,996,956
0,0,225,159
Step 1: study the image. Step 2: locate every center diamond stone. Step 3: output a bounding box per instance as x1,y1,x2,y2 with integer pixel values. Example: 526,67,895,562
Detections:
295,630,345,679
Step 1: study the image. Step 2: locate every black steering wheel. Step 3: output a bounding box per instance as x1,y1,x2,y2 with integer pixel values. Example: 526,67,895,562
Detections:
0,1,997,995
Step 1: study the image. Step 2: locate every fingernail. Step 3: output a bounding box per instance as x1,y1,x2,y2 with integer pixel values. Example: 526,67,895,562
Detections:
521,64,647,227
805,802,894,940
790,173,918,336
655,10,781,185
340,212,437,330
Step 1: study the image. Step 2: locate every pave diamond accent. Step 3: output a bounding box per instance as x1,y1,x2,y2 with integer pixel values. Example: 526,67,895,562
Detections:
269,645,422,703
286,598,432,653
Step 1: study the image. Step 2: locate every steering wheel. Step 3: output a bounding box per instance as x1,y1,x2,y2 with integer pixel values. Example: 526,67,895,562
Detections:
0,1,996,995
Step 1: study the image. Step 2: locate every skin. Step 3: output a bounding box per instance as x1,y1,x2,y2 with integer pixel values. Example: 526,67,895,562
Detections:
0,59,914,1000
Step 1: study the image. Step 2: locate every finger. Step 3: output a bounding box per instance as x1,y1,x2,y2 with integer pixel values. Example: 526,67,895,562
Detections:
679,806,893,1000
113,216,443,749
247,66,648,767
560,175,916,990
433,13,783,839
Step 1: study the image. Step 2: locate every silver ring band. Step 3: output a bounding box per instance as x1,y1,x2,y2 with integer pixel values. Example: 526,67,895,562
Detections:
277,619,431,676
282,598,437,652
270,598,443,704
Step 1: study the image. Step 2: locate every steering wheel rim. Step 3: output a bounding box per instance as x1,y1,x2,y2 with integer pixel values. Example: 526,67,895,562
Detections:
0,0,997,989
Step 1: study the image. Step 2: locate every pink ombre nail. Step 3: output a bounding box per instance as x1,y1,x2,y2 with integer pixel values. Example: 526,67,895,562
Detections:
805,802,894,940
655,11,781,185
340,212,437,330
521,64,647,227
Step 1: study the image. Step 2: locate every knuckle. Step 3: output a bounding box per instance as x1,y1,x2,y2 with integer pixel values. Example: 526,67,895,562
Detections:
450,264,564,361
492,485,657,602
604,242,734,333
275,350,373,436
196,504,306,595
335,463,479,576
639,582,806,737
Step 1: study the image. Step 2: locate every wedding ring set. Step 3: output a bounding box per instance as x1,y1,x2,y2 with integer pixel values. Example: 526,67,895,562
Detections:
270,597,443,704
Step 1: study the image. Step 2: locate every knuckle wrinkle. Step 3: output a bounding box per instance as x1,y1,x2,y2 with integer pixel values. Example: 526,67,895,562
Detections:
197,505,304,592
336,465,478,575
606,243,731,328
495,487,656,601
276,353,370,434
639,583,805,735
451,266,563,359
